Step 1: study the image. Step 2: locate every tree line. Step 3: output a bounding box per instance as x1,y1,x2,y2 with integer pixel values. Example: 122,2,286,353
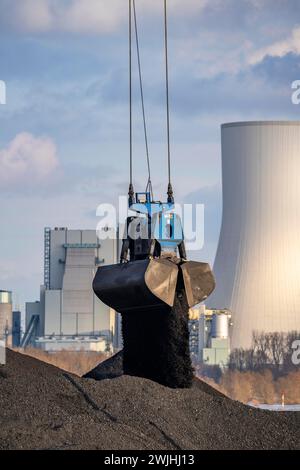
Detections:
228,330,300,374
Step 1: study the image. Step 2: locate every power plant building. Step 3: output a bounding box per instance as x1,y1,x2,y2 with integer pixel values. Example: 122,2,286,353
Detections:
209,121,300,349
189,305,231,366
25,227,118,352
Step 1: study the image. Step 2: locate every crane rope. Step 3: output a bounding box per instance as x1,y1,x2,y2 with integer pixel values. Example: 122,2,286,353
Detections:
164,0,174,203
132,0,153,200
128,0,173,203
128,0,134,203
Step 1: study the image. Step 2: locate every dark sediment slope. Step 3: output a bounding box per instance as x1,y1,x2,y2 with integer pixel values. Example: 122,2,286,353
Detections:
0,349,299,450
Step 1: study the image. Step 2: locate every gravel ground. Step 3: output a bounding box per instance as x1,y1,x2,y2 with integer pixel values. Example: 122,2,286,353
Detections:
0,349,299,450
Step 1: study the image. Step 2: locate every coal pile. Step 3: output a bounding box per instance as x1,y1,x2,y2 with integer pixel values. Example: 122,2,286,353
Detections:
0,350,300,450
84,350,124,380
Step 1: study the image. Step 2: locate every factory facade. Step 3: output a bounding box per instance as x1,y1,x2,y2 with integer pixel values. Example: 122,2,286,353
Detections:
0,291,21,362
189,305,231,367
209,121,300,349
25,227,122,352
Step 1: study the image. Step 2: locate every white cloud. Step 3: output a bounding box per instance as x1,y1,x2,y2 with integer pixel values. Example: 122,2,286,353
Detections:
0,0,209,35
12,0,53,33
249,26,300,64
174,30,254,78
0,133,59,188
57,0,125,34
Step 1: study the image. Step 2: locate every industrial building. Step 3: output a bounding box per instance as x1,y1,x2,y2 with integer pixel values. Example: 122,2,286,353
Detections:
12,311,21,347
189,306,204,360
209,121,300,349
0,290,12,347
24,227,120,352
189,305,231,366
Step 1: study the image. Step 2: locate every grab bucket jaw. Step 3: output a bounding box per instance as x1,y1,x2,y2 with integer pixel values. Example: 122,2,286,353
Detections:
144,258,179,307
180,261,216,308
93,258,178,314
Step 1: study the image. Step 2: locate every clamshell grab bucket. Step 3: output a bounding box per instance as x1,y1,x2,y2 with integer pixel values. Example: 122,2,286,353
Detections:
93,257,215,313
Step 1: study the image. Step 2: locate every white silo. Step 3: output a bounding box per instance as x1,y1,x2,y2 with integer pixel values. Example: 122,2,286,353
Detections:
211,313,228,339
0,290,12,347
209,121,300,349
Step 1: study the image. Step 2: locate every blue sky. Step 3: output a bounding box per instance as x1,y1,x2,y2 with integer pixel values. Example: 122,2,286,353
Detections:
0,0,300,311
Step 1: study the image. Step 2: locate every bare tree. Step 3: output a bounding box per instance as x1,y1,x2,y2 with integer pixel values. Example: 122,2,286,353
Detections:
228,348,244,371
268,332,285,369
220,330,300,373
252,331,270,365
229,348,256,371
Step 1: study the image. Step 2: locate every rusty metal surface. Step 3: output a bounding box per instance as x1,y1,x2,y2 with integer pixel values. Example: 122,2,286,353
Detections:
144,258,178,307
181,261,216,308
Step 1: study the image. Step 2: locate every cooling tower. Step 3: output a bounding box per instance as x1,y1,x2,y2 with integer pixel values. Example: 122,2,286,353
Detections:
209,121,300,349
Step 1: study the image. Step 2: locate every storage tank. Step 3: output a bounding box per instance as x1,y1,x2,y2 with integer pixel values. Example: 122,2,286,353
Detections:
0,290,13,347
211,313,228,339
208,121,300,349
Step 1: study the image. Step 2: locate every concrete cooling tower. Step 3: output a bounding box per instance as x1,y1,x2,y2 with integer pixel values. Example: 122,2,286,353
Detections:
209,121,300,349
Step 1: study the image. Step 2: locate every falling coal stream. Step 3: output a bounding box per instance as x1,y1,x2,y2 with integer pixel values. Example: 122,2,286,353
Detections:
122,287,193,389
